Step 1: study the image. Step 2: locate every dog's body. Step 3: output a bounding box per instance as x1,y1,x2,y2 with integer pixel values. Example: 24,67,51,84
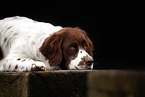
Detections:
0,16,93,71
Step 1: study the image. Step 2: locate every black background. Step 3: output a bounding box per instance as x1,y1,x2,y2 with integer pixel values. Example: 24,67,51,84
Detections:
0,1,144,69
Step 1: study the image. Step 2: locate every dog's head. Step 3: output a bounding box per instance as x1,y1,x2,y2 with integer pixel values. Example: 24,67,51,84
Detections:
40,27,94,69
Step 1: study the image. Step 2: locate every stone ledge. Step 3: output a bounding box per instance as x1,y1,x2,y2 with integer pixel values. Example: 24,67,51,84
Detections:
0,72,28,97
0,70,145,97
88,70,145,97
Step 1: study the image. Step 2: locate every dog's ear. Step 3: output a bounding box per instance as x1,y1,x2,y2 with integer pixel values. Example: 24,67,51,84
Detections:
75,27,80,29
83,30,94,56
75,27,94,56
39,33,63,66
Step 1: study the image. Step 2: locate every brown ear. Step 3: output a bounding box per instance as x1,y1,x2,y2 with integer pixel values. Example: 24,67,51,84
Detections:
39,33,63,66
84,31,94,56
76,27,94,56
75,27,80,29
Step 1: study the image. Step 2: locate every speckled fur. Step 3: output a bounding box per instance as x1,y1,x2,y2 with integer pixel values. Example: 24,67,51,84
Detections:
0,16,93,71
0,16,62,71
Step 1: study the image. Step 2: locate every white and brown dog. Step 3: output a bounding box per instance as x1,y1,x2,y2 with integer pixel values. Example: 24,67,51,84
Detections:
0,16,94,72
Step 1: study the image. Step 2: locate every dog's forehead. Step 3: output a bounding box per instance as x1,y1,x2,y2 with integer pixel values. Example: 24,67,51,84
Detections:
65,28,86,42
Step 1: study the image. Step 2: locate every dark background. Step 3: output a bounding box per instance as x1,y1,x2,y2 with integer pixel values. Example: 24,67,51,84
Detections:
0,1,144,69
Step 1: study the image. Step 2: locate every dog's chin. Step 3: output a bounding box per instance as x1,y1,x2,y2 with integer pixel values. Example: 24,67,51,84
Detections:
69,63,93,70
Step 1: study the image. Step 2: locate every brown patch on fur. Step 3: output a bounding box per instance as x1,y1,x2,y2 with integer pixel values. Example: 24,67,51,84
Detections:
4,38,7,43
15,65,18,69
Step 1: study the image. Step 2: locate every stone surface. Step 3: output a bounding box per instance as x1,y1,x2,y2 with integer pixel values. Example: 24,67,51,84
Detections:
29,70,88,97
0,72,28,97
87,70,145,97
1,70,145,97
0,70,89,97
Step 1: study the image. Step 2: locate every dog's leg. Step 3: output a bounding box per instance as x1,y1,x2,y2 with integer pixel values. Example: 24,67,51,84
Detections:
0,57,46,72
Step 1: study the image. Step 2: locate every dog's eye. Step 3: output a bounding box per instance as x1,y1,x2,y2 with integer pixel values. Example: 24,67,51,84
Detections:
69,46,76,50
69,44,78,51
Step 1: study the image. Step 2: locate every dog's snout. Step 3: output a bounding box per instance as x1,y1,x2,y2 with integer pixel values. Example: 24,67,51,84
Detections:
84,56,94,66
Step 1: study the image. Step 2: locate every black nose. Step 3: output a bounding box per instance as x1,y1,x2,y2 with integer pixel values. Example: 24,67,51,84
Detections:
84,56,94,66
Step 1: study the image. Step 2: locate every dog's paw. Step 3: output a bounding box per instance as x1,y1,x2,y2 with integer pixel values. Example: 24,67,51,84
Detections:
31,62,46,71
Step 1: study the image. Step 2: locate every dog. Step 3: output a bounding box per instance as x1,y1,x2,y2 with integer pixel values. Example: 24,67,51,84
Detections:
0,16,93,71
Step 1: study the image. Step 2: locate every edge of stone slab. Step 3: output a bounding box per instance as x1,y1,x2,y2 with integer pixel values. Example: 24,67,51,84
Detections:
0,70,144,74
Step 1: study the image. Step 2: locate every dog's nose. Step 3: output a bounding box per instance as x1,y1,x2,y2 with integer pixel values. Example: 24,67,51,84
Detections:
84,56,94,66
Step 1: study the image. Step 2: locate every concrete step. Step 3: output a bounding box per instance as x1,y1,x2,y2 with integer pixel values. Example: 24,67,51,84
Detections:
0,70,145,97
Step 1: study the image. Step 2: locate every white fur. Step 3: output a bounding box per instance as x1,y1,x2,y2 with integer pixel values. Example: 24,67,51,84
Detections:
0,16,62,71
69,48,93,69
0,16,93,72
